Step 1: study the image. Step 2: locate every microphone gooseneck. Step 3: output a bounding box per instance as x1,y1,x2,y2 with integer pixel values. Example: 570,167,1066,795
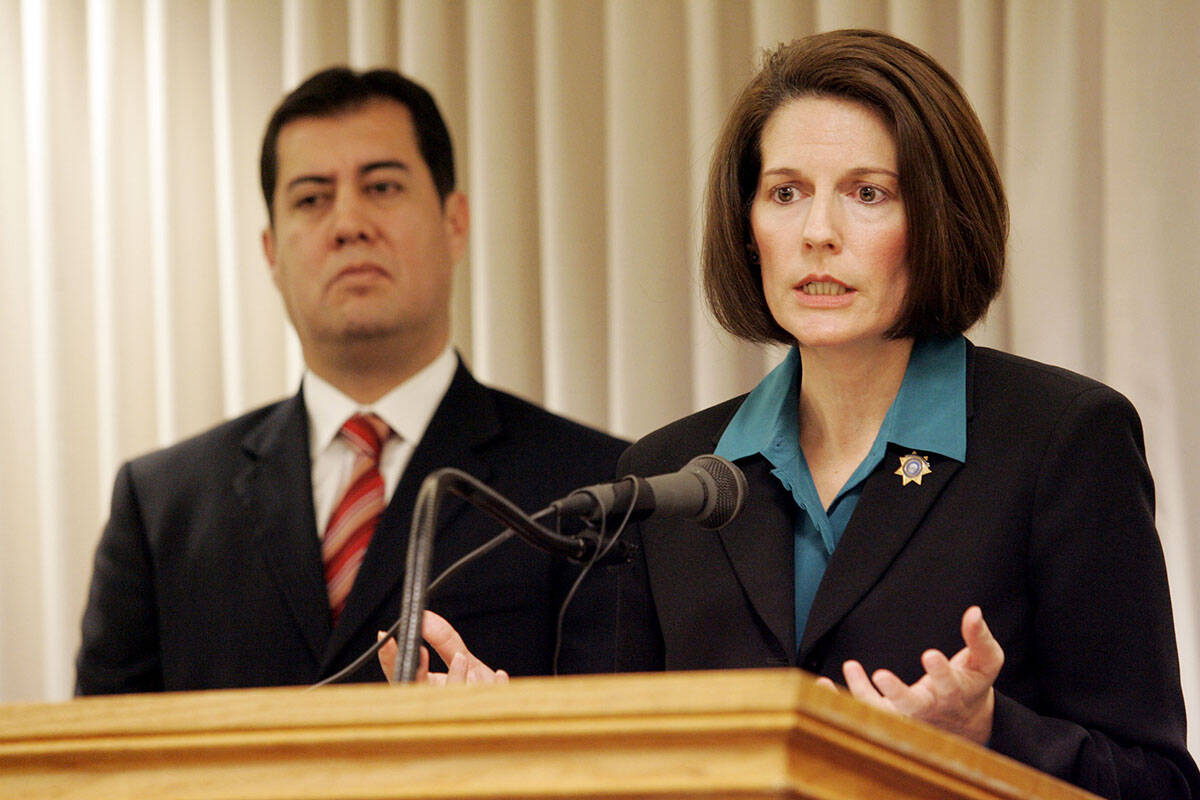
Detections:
320,456,749,688
390,468,622,683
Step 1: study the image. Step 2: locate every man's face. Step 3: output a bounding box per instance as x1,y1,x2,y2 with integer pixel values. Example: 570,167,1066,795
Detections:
263,99,467,369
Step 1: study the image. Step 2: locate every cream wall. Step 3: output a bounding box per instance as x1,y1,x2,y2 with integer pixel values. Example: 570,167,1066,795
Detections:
2,0,1198,753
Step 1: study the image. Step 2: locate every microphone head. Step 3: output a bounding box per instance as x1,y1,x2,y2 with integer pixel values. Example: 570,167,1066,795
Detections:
684,454,748,529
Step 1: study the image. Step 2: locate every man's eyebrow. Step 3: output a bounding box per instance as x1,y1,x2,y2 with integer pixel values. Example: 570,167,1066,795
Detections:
360,160,411,176
284,161,412,194
285,174,332,193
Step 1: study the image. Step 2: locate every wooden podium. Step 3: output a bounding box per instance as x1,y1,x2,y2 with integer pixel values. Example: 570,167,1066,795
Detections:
1,669,1098,799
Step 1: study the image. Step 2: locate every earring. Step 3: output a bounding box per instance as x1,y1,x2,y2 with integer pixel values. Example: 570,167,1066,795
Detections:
746,243,759,264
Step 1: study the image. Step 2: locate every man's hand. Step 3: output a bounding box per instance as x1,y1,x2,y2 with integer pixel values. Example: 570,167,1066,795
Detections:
815,606,1003,745
378,610,510,686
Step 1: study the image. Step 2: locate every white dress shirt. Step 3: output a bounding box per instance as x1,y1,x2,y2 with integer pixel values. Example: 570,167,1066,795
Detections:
304,346,458,535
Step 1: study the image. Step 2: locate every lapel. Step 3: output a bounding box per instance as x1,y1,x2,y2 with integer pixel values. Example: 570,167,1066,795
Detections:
671,401,796,663
320,359,499,670
235,392,331,665
716,455,797,660
797,345,978,659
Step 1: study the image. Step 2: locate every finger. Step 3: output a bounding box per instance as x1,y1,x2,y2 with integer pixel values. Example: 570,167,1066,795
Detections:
869,668,913,702
469,663,511,685
813,676,839,693
446,651,469,684
377,631,398,683
869,668,934,718
415,645,430,683
919,648,956,691
960,607,1004,677
422,610,475,669
842,660,889,708
914,648,967,711
468,661,500,685
424,645,447,687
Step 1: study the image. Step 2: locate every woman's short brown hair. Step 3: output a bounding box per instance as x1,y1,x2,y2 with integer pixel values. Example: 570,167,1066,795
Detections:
704,29,1007,344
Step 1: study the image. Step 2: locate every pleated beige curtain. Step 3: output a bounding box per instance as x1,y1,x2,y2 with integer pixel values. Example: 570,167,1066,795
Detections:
3,0,1198,753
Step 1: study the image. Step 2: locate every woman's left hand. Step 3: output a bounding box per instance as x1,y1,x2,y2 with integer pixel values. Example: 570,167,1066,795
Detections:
816,606,1003,745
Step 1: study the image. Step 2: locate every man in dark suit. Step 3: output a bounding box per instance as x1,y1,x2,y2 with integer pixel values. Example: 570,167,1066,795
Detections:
75,67,627,694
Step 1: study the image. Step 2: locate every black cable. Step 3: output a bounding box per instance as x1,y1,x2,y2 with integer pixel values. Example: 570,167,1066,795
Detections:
393,468,626,684
308,497,565,689
550,478,641,675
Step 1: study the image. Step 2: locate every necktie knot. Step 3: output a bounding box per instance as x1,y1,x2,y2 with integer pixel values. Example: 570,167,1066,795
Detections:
340,413,391,461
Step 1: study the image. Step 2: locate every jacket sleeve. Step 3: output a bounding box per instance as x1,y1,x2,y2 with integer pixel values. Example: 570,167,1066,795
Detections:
75,461,164,695
986,384,1199,799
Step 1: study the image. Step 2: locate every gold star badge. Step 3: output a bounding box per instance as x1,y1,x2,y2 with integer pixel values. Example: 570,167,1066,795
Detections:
895,452,932,486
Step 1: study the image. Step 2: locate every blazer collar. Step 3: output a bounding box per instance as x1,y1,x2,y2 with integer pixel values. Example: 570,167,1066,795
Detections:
716,455,798,660
236,392,331,665
693,403,797,662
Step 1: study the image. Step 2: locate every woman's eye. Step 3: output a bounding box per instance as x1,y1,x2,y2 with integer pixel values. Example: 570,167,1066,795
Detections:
772,186,797,203
856,185,884,204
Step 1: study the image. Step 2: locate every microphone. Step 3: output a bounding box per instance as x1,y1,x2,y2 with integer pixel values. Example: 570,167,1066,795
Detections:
552,454,748,530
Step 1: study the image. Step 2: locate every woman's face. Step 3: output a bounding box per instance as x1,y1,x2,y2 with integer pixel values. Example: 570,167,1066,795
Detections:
750,96,909,351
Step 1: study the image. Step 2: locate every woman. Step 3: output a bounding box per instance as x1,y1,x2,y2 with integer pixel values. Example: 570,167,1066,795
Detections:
378,28,1196,796
608,29,1200,798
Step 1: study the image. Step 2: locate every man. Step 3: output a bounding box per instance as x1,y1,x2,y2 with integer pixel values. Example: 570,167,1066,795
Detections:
76,67,628,693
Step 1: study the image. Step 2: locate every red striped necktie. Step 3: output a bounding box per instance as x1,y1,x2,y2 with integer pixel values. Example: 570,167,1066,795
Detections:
323,413,392,623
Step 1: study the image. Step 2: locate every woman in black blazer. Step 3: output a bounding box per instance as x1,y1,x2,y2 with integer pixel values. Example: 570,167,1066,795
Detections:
608,30,1199,799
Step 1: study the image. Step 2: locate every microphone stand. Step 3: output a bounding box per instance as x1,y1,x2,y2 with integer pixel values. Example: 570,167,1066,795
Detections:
391,467,609,684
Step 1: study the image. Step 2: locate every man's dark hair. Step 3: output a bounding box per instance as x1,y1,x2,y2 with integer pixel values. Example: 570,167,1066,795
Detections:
704,29,1007,343
260,67,456,224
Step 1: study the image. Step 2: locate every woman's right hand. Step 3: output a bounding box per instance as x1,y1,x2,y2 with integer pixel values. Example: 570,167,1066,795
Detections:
378,609,510,686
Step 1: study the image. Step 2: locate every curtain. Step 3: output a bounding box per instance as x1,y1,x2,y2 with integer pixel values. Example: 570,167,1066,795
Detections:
3,0,1198,753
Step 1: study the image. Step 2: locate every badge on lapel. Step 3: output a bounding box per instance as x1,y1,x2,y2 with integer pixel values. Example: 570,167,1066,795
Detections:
895,452,932,486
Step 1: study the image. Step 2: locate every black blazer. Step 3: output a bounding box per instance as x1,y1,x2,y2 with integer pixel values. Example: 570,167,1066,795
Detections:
608,343,1199,799
76,359,628,693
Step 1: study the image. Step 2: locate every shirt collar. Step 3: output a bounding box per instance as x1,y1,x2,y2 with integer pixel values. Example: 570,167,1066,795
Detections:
884,335,966,462
715,335,966,464
303,345,458,462
715,348,799,463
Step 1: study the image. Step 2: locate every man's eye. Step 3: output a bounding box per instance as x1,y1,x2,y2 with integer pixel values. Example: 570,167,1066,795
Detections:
295,194,321,209
772,186,797,203
367,181,402,196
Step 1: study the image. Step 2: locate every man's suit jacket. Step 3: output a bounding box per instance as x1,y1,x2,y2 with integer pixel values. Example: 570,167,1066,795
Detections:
77,360,628,693
609,343,1200,799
